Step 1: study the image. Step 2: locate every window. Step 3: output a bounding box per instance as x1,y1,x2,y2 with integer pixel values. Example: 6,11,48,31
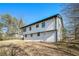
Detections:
29,27,31,30
36,24,39,28
23,28,26,32
31,34,33,37
37,32,40,36
25,34,27,37
42,22,45,28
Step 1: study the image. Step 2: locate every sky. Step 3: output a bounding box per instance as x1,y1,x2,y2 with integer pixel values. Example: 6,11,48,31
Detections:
0,3,64,25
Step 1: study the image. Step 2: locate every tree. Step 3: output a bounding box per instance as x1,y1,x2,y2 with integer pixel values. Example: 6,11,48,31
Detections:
62,27,67,42
0,17,6,40
0,14,25,37
61,3,79,40
0,14,25,40
16,18,24,33
1,14,13,34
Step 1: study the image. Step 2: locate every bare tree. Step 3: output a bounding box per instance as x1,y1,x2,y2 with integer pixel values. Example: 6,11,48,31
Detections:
61,3,79,41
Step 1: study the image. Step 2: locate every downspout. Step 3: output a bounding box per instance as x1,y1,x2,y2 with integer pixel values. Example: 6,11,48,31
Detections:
55,16,58,43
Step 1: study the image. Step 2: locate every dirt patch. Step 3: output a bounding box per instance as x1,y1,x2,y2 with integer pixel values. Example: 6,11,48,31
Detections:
0,40,75,56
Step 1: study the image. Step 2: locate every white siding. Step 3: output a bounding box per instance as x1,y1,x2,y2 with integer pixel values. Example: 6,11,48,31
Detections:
24,31,56,42
23,18,55,34
57,17,63,41
22,15,63,42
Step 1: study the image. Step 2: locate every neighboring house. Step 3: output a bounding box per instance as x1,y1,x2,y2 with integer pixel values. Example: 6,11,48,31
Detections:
20,14,64,42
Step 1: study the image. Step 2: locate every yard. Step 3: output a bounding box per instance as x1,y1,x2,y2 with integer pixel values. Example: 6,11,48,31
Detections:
0,40,79,56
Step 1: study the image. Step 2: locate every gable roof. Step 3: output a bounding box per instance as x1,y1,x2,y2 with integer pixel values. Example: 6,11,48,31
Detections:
20,14,62,29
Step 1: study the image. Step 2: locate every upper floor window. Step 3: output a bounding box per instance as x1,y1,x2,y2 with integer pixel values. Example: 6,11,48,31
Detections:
23,28,26,32
42,22,45,28
29,27,31,31
36,24,39,28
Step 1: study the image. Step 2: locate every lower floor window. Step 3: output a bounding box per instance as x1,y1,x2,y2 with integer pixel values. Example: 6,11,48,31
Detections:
31,34,33,37
25,34,27,37
25,32,41,37
37,32,40,36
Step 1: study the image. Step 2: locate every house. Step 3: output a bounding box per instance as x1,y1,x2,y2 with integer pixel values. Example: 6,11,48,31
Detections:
20,14,64,42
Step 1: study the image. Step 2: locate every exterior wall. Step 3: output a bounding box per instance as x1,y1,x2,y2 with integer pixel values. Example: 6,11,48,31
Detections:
22,15,63,42
23,17,55,35
24,31,56,42
56,17,63,41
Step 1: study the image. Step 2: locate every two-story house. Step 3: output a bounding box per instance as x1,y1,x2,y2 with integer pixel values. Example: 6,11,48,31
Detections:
20,14,64,42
